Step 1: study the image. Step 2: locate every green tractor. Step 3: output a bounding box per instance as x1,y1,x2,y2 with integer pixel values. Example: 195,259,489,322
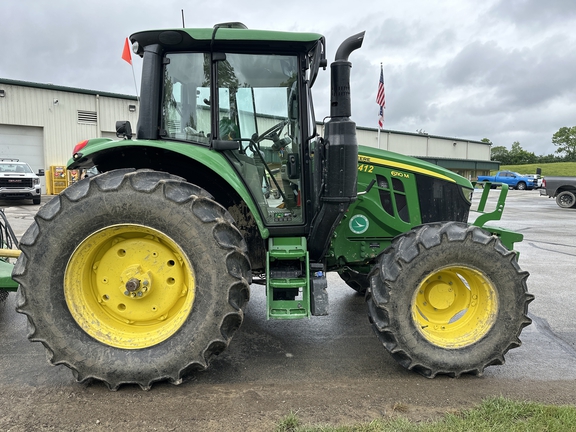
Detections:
12,23,533,390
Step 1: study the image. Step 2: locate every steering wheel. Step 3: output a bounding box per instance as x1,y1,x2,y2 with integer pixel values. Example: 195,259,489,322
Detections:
254,119,289,144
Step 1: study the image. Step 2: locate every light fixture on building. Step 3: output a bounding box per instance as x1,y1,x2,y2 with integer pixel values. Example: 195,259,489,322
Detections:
128,104,136,112
0,90,5,97
453,142,457,146
53,99,59,105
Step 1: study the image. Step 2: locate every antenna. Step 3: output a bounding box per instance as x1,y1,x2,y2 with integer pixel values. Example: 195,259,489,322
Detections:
181,9,185,28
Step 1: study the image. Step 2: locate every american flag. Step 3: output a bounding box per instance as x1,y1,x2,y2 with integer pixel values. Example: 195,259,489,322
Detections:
376,64,385,128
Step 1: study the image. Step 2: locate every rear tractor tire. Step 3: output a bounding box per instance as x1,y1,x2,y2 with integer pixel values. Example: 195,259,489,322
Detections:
14,169,251,390
366,222,533,378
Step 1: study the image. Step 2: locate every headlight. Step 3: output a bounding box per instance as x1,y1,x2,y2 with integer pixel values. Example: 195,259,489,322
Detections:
33,177,40,186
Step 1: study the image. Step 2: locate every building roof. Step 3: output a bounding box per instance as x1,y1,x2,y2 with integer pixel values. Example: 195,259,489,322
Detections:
0,78,138,101
356,125,489,146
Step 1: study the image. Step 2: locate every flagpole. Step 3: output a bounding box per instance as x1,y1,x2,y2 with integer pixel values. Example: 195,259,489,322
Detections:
376,62,385,149
123,37,139,103
131,65,140,103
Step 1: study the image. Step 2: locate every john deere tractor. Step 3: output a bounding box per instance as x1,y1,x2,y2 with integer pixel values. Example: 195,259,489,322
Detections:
13,23,533,390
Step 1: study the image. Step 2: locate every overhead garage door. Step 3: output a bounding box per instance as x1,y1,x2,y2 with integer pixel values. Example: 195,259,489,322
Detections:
0,124,46,193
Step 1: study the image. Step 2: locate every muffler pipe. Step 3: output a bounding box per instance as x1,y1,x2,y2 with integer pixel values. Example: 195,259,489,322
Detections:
330,31,365,118
309,31,365,261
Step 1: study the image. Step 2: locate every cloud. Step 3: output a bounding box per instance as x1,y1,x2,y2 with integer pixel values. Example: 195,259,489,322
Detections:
1,0,576,156
488,0,576,26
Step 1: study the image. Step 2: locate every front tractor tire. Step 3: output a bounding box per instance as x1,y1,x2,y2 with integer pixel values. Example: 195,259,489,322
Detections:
14,169,251,390
366,222,533,378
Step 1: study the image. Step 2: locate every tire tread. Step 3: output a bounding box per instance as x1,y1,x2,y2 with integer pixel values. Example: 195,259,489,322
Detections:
367,222,533,378
15,170,251,390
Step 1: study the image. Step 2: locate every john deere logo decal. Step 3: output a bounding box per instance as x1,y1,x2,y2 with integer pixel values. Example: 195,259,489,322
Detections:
349,214,369,234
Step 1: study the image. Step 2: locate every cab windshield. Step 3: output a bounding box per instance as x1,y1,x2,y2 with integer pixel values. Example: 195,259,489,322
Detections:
162,52,304,225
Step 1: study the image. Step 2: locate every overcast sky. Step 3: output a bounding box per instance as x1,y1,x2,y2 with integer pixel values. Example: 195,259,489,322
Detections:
2,0,575,156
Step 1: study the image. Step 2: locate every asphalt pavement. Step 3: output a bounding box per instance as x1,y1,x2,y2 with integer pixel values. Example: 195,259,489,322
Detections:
0,190,575,430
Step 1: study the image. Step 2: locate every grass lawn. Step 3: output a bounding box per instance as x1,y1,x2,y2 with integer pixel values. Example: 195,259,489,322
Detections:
500,162,576,177
275,397,576,432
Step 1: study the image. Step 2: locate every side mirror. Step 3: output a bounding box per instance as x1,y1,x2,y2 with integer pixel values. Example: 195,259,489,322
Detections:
212,139,240,151
308,37,326,88
37,169,45,177
116,121,133,139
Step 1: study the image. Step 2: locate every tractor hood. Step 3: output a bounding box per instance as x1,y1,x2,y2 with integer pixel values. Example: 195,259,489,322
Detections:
357,145,472,188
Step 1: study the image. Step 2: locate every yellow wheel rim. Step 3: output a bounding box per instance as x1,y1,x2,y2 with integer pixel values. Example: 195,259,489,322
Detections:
412,265,498,348
64,224,195,349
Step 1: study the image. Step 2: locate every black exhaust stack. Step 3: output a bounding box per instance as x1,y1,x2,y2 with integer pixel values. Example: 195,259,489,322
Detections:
309,31,365,261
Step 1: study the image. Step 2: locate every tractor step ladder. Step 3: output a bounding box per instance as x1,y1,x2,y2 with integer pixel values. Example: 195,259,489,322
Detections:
266,237,310,319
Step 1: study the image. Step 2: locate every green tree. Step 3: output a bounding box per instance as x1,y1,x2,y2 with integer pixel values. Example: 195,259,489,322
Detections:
508,141,537,165
490,145,510,163
552,126,576,161
538,153,563,163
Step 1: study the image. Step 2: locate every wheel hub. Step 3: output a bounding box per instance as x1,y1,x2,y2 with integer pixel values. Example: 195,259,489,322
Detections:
125,277,141,293
413,266,498,348
121,266,151,298
64,224,195,349
426,278,455,310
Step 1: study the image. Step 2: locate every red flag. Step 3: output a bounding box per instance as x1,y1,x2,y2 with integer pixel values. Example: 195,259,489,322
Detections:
122,38,132,65
376,64,385,128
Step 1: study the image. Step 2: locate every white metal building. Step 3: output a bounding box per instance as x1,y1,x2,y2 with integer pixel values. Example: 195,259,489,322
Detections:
0,78,497,193
353,127,498,180
0,78,138,193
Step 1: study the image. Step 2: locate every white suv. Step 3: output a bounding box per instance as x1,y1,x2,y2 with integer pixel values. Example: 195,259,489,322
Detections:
524,174,543,189
0,159,43,205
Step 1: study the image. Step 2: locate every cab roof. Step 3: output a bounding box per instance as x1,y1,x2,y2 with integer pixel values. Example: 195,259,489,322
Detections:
130,24,324,56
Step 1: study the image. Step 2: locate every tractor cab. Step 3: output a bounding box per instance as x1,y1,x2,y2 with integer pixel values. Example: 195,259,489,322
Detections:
160,48,307,225
130,23,332,231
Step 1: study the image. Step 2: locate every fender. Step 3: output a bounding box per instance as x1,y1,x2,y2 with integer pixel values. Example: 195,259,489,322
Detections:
68,138,270,239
